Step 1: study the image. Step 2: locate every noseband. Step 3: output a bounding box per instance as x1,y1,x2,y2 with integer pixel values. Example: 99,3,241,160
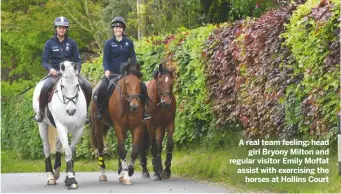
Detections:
156,76,173,106
115,75,141,103
56,79,80,105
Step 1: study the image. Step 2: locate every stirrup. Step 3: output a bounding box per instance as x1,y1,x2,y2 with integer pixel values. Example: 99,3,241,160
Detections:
96,111,103,120
143,113,151,120
34,111,44,122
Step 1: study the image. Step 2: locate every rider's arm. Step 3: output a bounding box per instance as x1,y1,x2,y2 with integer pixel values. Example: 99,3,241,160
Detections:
42,41,52,71
103,40,111,72
71,40,81,73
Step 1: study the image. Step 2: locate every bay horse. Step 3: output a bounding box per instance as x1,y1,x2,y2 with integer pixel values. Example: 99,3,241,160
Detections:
32,61,87,189
90,62,143,185
139,64,176,180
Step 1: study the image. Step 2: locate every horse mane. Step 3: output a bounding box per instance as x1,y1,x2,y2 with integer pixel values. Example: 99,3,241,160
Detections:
120,62,143,79
152,66,172,79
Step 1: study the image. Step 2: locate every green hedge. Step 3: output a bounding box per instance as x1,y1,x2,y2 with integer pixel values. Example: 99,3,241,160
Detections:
281,0,340,138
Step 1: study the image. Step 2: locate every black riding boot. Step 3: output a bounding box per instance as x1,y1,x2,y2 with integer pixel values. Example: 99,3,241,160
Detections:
141,82,151,120
35,91,49,122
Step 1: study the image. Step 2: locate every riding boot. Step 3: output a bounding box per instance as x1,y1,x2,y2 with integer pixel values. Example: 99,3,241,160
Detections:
35,91,48,122
142,106,151,120
141,82,151,120
85,91,92,124
96,103,103,120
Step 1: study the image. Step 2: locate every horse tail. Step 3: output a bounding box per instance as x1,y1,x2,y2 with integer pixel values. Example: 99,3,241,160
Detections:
90,101,99,149
90,116,97,149
90,102,110,149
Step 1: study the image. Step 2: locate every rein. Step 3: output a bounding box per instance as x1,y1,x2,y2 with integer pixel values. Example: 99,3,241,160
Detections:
55,78,80,105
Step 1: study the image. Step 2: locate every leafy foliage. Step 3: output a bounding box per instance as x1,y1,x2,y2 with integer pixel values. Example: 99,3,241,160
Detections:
281,0,340,138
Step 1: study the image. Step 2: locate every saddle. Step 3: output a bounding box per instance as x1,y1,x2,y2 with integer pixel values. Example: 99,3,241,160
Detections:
93,74,122,105
92,75,122,127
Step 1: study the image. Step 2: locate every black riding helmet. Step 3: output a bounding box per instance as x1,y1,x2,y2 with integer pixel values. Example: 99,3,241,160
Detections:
110,16,126,29
54,16,69,35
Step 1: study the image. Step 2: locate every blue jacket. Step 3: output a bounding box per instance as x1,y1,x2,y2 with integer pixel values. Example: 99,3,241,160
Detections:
42,36,81,72
103,35,137,73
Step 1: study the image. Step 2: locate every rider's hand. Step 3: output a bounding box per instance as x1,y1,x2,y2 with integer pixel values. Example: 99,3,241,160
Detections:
105,70,111,78
50,68,58,76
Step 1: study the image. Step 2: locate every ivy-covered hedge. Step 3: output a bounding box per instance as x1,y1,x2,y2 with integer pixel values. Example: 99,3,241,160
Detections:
204,0,339,139
2,0,339,159
281,0,340,138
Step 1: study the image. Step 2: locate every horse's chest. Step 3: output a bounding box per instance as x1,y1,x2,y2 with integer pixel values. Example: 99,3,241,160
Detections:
154,112,172,126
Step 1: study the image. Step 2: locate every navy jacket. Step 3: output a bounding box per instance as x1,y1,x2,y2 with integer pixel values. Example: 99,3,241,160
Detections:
42,36,81,72
103,35,137,73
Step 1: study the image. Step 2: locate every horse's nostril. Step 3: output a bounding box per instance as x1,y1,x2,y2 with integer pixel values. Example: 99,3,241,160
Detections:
130,104,139,112
67,109,76,116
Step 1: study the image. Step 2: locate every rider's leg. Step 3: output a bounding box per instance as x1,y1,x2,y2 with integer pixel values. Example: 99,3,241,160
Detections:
35,76,57,122
96,76,110,120
140,82,151,120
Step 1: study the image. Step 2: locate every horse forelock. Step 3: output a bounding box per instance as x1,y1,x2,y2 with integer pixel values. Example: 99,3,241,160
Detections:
61,62,77,79
152,68,172,80
127,68,143,79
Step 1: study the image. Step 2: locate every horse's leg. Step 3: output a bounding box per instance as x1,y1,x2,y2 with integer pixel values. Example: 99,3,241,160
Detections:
38,122,56,185
139,124,150,178
114,123,131,185
148,125,160,180
53,138,62,180
95,121,108,182
153,126,165,181
128,126,142,177
55,123,77,190
64,126,84,189
163,121,174,179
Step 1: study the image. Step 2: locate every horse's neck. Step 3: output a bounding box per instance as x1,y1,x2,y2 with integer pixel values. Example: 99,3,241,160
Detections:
150,79,160,105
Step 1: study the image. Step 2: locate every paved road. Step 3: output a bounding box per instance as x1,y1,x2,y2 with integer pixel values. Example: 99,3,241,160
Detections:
1,172,231,193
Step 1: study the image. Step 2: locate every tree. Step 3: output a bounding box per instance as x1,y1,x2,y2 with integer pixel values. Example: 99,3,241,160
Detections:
56,0,107,53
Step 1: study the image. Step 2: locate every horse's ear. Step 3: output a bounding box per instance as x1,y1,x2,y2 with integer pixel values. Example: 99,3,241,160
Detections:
158,64,164,72
168,67,175,75
120,62,128,74
73,62,77,72
60,62,65,71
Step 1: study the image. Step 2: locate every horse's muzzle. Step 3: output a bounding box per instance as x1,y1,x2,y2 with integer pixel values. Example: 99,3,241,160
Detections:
129,103,139,112
67,109,76,116
160,101,171,108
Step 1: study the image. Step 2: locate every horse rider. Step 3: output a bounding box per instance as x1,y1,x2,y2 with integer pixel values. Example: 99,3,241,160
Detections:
35,16,92,122
96,16,151,121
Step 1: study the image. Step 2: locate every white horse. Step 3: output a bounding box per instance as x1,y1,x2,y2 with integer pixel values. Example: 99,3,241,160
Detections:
32,61,87,189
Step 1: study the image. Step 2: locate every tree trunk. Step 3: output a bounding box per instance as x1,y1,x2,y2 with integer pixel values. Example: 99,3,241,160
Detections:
137,0,147,39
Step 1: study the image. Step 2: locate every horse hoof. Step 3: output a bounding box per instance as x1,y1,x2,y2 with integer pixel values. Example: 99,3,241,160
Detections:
119,176,124,183
142,171,150,178
123,179,132,185
99,175,107,182
153,175,161,181
67,183,78,190
53,167,60,180
47,179,56,185
153,171,162,181
162,168,171,179
128,166,134,177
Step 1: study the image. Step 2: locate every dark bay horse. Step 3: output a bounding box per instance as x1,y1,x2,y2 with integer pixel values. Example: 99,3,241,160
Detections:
90,62,143,185
139,64,176,180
